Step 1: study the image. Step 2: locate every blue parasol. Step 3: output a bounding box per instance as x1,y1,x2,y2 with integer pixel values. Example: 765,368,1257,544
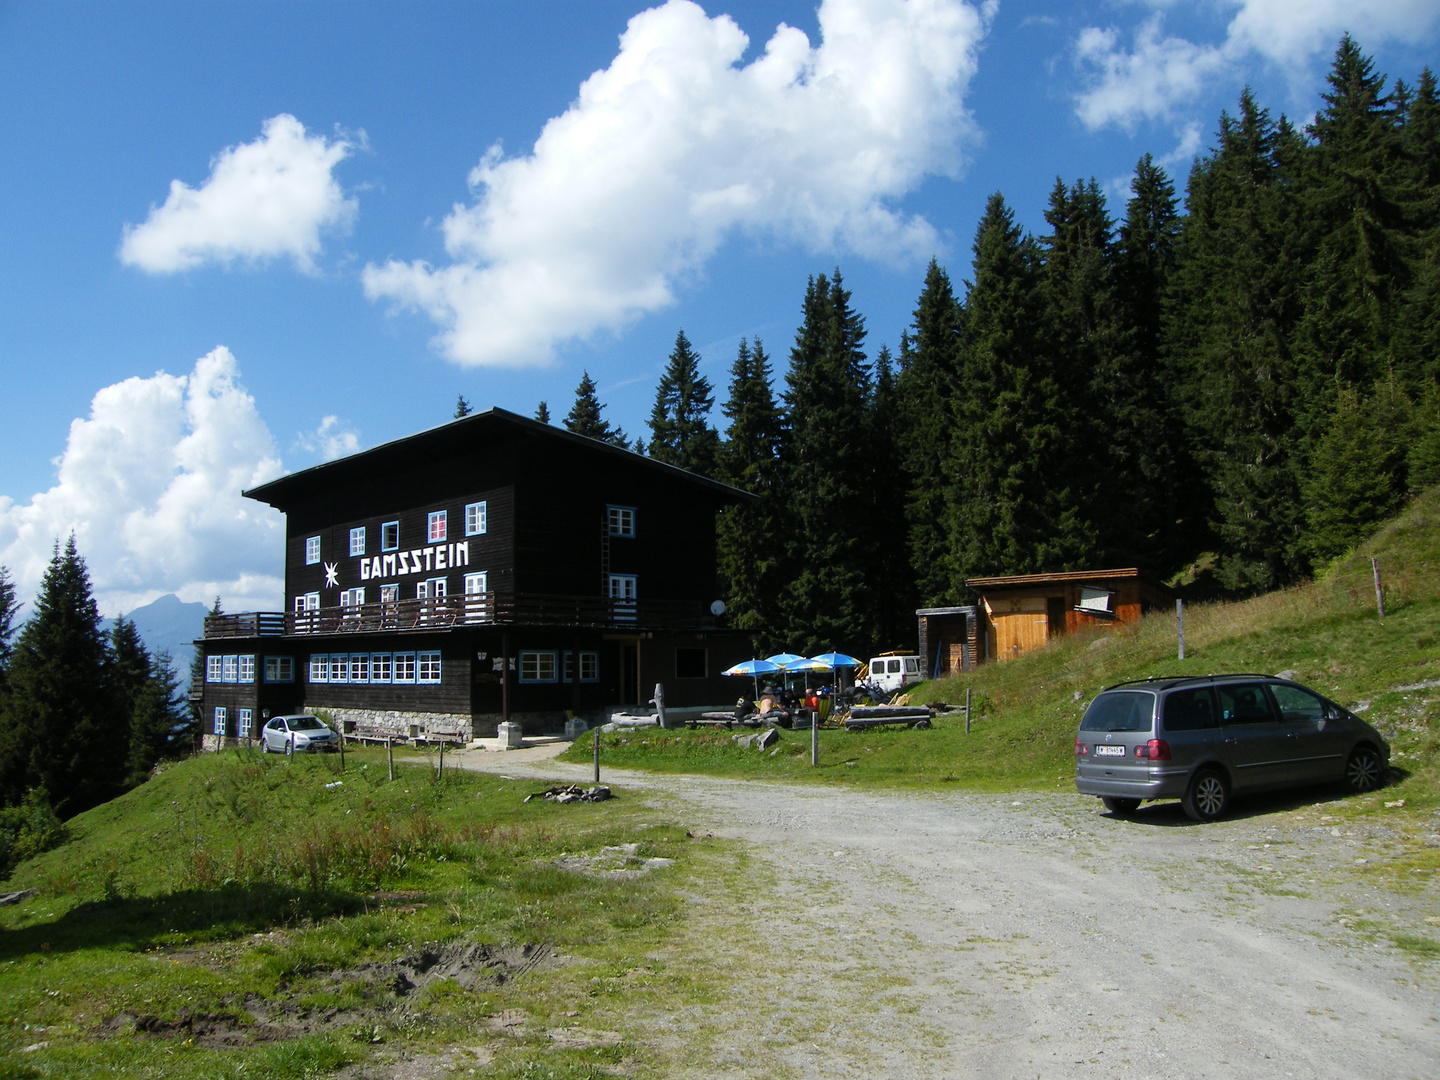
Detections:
723,658,782,701
809,651,862,669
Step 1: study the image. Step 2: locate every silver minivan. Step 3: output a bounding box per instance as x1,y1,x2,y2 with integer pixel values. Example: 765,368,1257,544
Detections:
1075,674,1389,821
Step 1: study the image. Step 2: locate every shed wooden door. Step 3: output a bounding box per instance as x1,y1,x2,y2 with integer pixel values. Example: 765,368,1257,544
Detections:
991,612,1049,660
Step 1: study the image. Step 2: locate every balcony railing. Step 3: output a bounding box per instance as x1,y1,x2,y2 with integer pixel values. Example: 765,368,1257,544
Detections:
203,611,286,638
203,591,716,639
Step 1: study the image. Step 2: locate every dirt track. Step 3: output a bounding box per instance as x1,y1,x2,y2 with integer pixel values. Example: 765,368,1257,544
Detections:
452,747,1440,1079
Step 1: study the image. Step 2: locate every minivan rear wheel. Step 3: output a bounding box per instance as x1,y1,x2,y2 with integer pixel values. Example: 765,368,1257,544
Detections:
1342,746,1384,793
1101,797,1141,815
1182,769,1230,823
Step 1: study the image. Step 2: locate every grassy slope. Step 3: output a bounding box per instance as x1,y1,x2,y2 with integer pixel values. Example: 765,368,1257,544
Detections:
564,487,1440,810
0,750,742,1079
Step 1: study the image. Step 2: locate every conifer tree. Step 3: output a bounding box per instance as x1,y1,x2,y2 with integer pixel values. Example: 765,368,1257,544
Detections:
110,616,151,732
0,537,125,814
1038,177,1113,562
778,271,878,654
1167,91,1308,591
867,345,915,649
127,650,187,785
715,338,783,641
0,566,17,694
535,401,551,424
1103,158,1191,568
647,330,720,476
454,394,472,419
897,262,963,605
564,371,629,448
948,194,1086,586
1303,381,1412,564
1395,68,1440,388
1295,36,1413,430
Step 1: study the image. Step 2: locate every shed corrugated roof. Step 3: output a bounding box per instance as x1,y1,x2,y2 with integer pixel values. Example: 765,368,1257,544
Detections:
966,568,1146,588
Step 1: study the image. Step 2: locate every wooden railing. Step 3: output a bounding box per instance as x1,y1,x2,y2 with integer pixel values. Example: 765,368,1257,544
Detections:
204,611,286,638
203,592,715,639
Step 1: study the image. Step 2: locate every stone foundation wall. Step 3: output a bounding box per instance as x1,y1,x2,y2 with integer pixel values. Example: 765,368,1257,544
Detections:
315,707,472,742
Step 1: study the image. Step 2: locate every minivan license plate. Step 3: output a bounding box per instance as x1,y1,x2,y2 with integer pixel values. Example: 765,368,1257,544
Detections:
1095,745,1126,757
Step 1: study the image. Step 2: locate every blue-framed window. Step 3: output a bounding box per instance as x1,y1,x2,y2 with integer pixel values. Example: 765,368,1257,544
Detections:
519,651,558,683
607,505,635,537
465,501,487,536
305,536,321,564
264,656,295,683
381,521,400,551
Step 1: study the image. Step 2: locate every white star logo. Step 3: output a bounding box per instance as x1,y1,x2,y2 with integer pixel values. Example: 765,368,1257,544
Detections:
324,562,339,588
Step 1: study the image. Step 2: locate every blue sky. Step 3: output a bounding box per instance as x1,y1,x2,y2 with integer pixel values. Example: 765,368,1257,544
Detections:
0,0,1436,616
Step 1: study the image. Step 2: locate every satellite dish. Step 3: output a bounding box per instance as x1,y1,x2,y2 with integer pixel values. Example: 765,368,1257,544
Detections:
710,599,726,616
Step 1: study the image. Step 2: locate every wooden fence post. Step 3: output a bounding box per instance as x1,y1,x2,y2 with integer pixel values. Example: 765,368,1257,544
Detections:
965,688,972,735
593,728,600,783
1372,557,1385,618
386,737,394,782
1177,599,1185,661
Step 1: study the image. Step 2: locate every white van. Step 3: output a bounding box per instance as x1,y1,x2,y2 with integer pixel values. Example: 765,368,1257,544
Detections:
867,655,924,694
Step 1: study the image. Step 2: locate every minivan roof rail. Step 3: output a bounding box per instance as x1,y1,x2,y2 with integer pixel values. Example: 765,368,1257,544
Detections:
1100,672,1282,692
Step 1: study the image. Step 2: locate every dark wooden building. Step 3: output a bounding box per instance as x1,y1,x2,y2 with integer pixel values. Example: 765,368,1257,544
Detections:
197,408,754,747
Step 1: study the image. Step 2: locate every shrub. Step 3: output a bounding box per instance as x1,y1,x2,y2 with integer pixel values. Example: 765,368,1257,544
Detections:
0,788,68,879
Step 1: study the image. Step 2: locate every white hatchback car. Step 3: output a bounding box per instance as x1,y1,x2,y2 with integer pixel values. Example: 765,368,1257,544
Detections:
260,714,339,754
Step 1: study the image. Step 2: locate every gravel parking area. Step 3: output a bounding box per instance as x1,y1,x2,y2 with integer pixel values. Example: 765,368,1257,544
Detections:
453,749,1440,1079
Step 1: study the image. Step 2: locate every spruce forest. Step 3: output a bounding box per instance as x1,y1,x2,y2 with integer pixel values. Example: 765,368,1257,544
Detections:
566,39,1440,658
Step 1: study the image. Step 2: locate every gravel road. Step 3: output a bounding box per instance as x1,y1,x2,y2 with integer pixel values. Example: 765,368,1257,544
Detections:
451,748,1440,1080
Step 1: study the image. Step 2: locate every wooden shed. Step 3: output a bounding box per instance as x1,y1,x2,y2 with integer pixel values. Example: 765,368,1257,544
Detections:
966,568,1172,662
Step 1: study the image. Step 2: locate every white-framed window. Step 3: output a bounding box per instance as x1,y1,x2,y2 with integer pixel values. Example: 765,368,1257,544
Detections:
464,571,488,595
329,654,348,683
295,592,320,612
379,583,398,604
607,505,635,537
463,572,489,621
608,573,637,621
349,653,369,683
370,653,392,683
381,521,400,551
222,655,239,682
393,652,416,683
206,655,222,682
305,536,321,564
309,654,328,683
418,651,442,683
465,501,487,536
213,706,227,736
520,651,558,683
563,651,599,683
427,510,447,543
238,655,256,684
427,577,447,598
340,587,365,608
349,526,366,557
264,656,294,683
238,708,253,739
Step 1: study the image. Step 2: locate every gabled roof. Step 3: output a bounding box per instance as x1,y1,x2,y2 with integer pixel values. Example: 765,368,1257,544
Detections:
244,406,754,508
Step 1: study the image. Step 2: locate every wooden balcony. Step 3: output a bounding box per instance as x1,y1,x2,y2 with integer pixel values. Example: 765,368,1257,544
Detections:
203,591,717,639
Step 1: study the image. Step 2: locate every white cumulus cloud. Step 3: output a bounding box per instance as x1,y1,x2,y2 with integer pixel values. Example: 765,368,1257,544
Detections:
364,0,991,368
0,348,287,616
1074,0,1440,132
120,114,358,274
297,415,361,461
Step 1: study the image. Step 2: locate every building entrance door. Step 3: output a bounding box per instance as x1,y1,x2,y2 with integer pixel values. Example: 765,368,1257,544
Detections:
621,643,639,706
